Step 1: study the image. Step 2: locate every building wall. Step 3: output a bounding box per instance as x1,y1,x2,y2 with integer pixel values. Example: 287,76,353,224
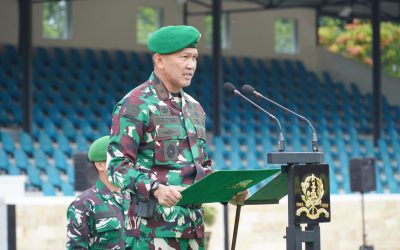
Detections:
6,195,400,250
0,0,317,69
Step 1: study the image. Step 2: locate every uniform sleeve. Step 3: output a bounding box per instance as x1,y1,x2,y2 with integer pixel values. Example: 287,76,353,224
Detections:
66,201,91,249
107,101,159,201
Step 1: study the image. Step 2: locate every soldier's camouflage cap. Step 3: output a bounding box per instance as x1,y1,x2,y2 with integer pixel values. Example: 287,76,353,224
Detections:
88,136,109,162
148,25,201,54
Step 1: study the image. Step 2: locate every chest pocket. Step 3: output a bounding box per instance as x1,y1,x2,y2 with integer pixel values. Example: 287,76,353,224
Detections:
192,119,208,162
94,215,122,247
154,116,189,165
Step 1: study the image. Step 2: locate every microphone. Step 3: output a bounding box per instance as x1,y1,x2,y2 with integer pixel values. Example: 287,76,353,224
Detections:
241,84,319,152
224,82,285,152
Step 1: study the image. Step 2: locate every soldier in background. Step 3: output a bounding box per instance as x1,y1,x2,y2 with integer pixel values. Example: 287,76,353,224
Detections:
67,136,125,249
108,25,247,249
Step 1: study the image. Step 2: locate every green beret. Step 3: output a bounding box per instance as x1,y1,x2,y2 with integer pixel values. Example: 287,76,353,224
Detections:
148,25,201,54
88,136,109,162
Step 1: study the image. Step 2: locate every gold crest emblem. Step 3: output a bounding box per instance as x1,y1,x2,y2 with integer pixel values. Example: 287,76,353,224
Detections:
229,180,253,189
296,174,330,220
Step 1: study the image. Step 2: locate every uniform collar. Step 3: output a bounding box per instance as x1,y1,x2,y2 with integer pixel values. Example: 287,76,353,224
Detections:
149,72,189,103
95,179,116,201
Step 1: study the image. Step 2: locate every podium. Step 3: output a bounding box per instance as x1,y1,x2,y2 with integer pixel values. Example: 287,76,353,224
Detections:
267,152,331,250
178,152,331,250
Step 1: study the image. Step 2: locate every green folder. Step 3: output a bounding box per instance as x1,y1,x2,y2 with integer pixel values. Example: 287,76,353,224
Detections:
177,169,280,206
245,172,288,205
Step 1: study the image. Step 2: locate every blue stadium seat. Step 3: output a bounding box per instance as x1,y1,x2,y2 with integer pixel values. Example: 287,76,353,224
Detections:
3,47,400,195
62,119,77,141
34,47,52,67
338,150,351,193
130,51,141,71
0,148,9,172
53,150,69,172
96,122,110,137
27,165,42,188
8,104,23,125
8,163,21,175
14,149,29,172
54,47,69,69
45,166,62,188
41,181,56,196
142,52,153,72
100,50,114,70
33,148,49,171
19,132,34,156
1,130,16,154
246,152,260,169
80,120,96,141
4,44,19,67
66,164,75,185
39,133,54,156
326,155,339,194
61,180,74,196
116,50,132,71
56,134,72,156
75,135,89,152
42,120,58,141
377,139,398,193
84,48,100,70
0,105,8,127
69,48,84,69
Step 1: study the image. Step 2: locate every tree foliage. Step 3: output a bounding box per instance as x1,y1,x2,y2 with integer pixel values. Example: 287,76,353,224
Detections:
137,6,160,45
43,0,68,39
319,17,400,78
275,18,297,54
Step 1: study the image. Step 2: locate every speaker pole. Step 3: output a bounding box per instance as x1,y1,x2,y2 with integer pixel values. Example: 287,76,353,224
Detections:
361,191,366,248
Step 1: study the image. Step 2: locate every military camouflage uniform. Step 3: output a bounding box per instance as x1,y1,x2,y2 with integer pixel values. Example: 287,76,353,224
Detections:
108,72,212,248
66,180,125,249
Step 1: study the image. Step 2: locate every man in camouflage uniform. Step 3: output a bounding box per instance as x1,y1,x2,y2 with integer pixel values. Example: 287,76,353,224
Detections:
108,25,247,249
67,136,125,249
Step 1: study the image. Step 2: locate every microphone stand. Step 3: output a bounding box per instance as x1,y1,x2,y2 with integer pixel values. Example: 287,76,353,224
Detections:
231,204,241,250
224,82,286,250
242,84,319,152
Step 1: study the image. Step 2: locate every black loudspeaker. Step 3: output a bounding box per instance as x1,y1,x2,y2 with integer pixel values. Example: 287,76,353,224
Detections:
73,153,97,191
349,158,376,193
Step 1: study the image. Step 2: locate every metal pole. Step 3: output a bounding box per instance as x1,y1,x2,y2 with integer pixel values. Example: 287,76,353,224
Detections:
212,0,222,136
223,203,229,250
372,0,381,143
231,205,242,250
7,205,16,250
19,0,33,134
361,192,366,247
183,2,188,25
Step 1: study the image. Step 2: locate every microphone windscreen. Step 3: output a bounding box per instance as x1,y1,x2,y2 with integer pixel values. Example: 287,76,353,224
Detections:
223,82,237,94
241,84,255,95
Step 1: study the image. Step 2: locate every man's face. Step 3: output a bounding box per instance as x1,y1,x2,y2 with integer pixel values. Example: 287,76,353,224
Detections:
158,48,198,92
94,161,107,172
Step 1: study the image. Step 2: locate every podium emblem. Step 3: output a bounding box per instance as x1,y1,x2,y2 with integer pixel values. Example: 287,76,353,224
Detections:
296,174,330,220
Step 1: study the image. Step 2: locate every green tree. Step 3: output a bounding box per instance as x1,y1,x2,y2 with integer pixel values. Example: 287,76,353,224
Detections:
137,6,161,45
319,17,400,78
275,18,298,54
204,14,228,48
43,0,68,39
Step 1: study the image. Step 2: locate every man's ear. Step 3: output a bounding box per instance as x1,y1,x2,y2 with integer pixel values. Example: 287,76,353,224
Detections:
153,53,164,69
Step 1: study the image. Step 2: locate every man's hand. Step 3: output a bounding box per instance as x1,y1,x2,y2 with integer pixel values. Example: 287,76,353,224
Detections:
153,184,185,207
229,190,249,206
